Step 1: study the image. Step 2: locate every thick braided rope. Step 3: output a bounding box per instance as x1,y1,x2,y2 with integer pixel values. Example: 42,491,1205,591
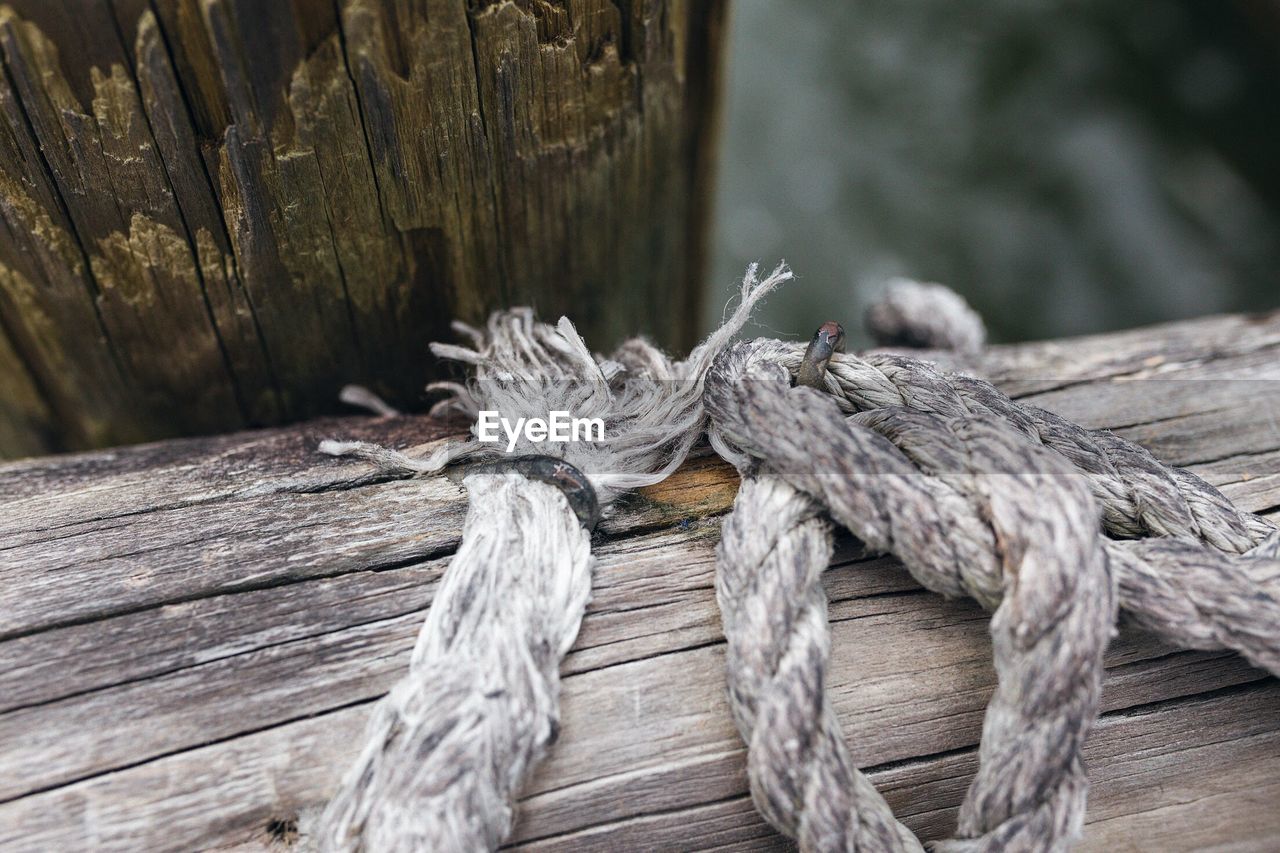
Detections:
319,473,590,851
718,474,923,851
312,264,792,850
771,340,1279,556
1106,539,1280,673
709,342,1114,850
856,285,1280,672
855,406,1280,676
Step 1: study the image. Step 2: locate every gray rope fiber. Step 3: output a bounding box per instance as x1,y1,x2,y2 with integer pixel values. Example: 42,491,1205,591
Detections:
710,343,1115,851
865,278,987,354
738,337,1280,675
310,264,793,851
772,341,1280,556
851,406,1280,676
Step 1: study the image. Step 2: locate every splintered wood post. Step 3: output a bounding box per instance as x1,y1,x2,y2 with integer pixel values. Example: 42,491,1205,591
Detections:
1,312,1278,851
0,0,727,457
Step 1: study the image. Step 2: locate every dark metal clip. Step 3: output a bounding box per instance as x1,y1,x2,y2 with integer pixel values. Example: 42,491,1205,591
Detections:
470,454,601,531
795,321,846,390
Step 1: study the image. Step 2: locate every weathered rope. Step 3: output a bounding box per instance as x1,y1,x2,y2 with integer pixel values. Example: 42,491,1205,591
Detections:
310,263,792,851
717,474,923,851
738,285,1280,672
710,340,1114,851
865,278,987,354
738,333,1280,675
317,472,591,851
308,267,1275,850
711,276,1279,849
851,406,1280,676
774,341,1280,556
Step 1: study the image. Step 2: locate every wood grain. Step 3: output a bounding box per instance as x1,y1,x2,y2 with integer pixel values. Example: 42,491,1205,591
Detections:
0,311,1278,851
0,0,727,455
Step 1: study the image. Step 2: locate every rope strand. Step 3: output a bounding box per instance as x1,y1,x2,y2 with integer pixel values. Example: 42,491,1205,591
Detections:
718,473,924,851
769,342,1278,554
846,397,1280,676
318,474,590,851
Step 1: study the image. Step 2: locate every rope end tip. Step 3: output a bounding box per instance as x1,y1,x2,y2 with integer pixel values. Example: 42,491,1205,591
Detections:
318,439,354,457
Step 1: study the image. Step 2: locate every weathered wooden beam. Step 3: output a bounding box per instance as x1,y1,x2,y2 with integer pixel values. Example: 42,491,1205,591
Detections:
1,311,1278,850
0,0,727,456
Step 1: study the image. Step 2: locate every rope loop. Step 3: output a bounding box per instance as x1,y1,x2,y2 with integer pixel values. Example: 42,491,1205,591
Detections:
709,331,1114,851
708,284,1279,849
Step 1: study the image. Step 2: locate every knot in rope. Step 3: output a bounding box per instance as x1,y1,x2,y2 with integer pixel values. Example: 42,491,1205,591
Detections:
309,265,1279,851
708,337,1114,851
751,339,1280,673
771,342,1279,556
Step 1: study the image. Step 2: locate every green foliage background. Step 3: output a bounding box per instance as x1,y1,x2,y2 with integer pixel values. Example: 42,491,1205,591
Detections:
706,0,1280,345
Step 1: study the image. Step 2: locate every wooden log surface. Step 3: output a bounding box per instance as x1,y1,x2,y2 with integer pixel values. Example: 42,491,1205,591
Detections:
1,311,1279,851
0,0,725,457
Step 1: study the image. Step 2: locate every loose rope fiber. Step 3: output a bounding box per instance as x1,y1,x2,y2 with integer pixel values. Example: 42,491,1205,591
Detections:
311,264,793,851
710,344,1114,851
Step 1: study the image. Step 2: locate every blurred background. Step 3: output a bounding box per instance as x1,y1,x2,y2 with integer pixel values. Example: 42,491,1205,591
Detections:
705,0,1280,345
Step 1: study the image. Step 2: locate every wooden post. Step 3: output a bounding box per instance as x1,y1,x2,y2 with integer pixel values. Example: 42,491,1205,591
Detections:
0,0,728,456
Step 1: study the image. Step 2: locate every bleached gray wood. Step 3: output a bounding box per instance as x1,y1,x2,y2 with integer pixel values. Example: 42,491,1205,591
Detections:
0,310,1278,851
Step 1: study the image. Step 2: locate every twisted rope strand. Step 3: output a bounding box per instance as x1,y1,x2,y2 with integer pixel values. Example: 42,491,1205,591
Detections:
849,402,1280,677
319,474,590,851
1106,538,1280,674
763,340,1278,555
927,419,1111,852
709,342,1114,850
717,474,924,852
858,286,1279,672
